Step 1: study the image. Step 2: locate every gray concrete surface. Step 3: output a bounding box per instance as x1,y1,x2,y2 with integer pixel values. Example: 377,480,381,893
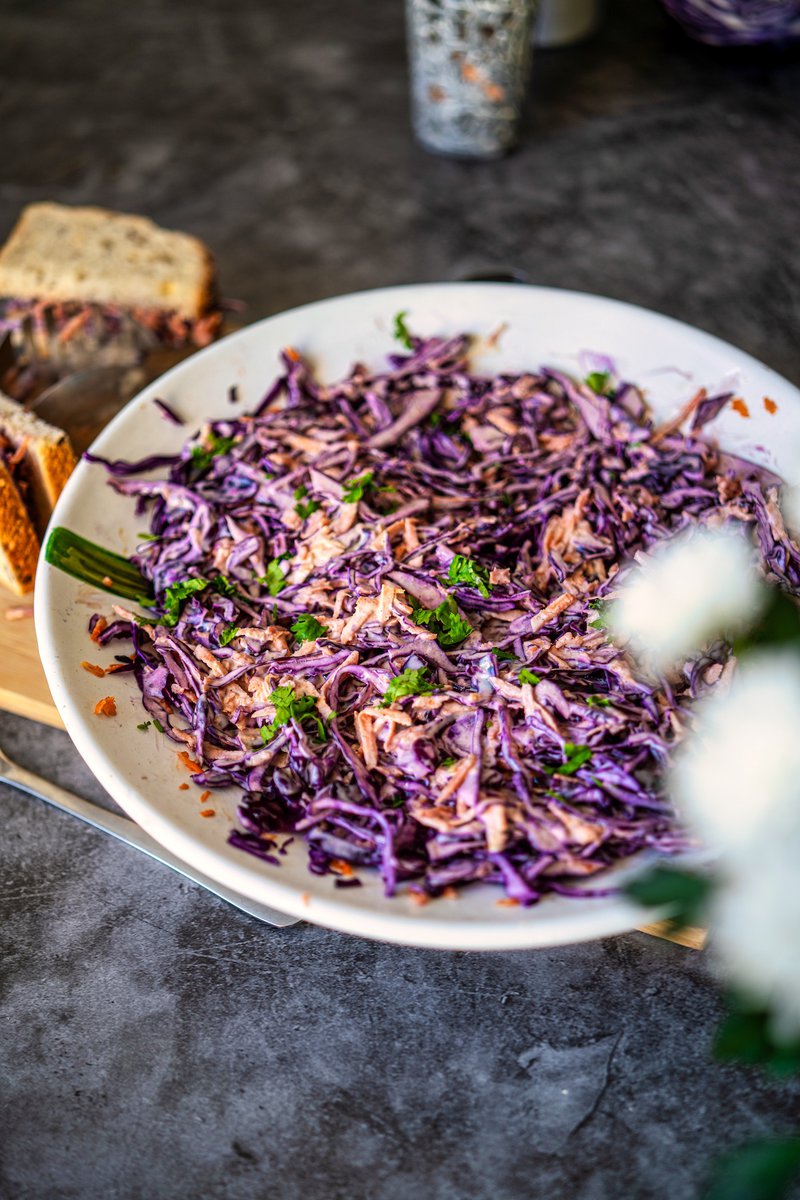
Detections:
2,1,800,1197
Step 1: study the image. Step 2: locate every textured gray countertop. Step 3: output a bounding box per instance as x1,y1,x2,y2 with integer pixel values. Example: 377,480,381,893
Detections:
2,2,800,1197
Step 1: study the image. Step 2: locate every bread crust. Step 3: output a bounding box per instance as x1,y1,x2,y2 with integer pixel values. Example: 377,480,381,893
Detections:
0,458,38,595
0,202,218,320
0,392,77,536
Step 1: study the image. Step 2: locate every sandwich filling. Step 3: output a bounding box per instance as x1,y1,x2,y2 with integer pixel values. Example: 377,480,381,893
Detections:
0,297,222,354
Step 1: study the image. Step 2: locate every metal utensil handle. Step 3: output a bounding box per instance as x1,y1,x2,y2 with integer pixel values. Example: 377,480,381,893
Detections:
0,757,299,928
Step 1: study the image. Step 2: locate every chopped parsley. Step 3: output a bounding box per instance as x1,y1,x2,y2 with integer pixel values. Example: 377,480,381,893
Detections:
260,686,326,743
137,532,158,542
291,613,329,643
587,695,611,708
584,371,613,397
381,666,433,707
219,623,240,647
190,431,236,472
447,553,491,598
588,598,609,630
411,596,473,648
294,484,321,520
342,471,375,504
392,310,414,350
439,756,457,769
518,668,541,686
137,721,151,732
161,576,209,626
211,573,242,600
259,558,289,596
547,743,593,777
152,718,165,734
495,648,516,662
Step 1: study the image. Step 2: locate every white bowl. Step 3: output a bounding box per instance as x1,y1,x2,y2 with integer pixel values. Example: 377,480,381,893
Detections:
35,283,800,949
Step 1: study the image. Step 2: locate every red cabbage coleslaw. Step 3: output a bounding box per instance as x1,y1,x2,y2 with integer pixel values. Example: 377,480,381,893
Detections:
83,327,800,905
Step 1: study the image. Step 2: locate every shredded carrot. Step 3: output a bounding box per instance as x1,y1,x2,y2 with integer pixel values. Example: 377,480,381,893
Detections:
441,886,459,901
496,897,520,907
301,892,311,906
409,890,430,906
178,783,190,791
89,617,108,644
177,750,200,773
731,397,750,418
199,790,211,804
102,575,113,587
764,396,778,414
81,661,106,678
285,346,300,362
199,808,216,818
94,696,116,717
329,857,355,877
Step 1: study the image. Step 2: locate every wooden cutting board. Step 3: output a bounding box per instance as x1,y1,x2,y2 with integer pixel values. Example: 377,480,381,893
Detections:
0,586,62,727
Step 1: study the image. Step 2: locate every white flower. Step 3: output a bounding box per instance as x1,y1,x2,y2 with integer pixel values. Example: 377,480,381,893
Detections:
712,843,800,1039
607,525,763,675
670,650,800,860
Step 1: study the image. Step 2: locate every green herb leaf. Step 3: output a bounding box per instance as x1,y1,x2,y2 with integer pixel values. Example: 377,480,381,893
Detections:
161,576,209,626
342,471,375,504
735,585,800,657
137,532,158,542
291,613,329,643
392,310,414,350
439,756,457,769
190,432,236,472
152,718,165,734
382,666,433,707
259,559,289,597
137,721,151,732
714,997,800,1077
587,695,611,707
585,371,613,396
219,623,240,647
704,1137,800,1200
212,574,240,600
447,553,491,598
518,668,541,686
546,742,593,777
411,597,472,648
260,686,326,743
587,598,610,631
624,864,712,929
495,649,516,662
292,483,321,519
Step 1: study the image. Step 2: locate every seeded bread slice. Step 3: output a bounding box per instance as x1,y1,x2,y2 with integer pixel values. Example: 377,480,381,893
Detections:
0,202,217,320
0,393,76,537
0,457,38,595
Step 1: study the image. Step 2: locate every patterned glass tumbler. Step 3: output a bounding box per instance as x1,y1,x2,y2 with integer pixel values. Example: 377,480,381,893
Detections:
406,0,538,159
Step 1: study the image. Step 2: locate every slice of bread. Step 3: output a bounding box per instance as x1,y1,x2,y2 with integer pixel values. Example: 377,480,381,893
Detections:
0,203,217,321
0,457,39,595
0,392,76,537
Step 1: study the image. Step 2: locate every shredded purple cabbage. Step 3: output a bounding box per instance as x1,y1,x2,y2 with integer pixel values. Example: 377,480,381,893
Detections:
87,331,800,905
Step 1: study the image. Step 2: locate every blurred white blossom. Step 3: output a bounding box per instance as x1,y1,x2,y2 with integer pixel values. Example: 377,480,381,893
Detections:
712,844,800,1040
671,650,800,861
608,525,763,675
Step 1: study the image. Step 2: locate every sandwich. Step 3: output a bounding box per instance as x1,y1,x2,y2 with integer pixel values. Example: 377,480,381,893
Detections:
0,391,76,594
0,203,222,378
